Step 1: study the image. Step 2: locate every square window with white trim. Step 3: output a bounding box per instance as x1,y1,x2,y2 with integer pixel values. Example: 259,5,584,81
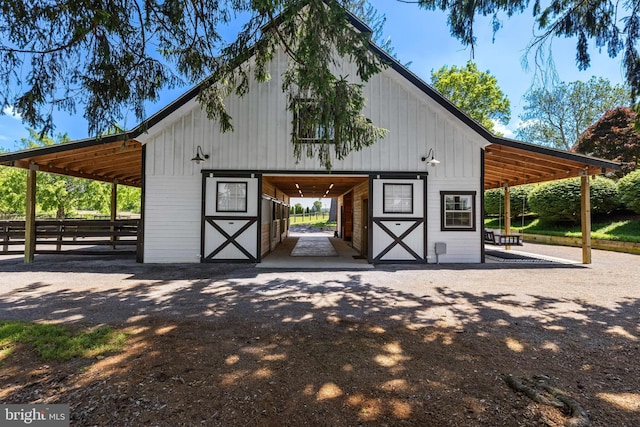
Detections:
383,183,413,214
217,182,247,212
441,192,476,231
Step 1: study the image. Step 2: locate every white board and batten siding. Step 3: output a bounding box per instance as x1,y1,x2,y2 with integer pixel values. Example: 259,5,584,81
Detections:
139,48,489,263
425,136,484,264
143,176,202,263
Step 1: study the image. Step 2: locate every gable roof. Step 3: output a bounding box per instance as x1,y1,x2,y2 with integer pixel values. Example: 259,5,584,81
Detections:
0,6,620,189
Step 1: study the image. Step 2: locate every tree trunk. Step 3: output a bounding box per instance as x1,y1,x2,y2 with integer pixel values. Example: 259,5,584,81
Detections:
329,198,337,222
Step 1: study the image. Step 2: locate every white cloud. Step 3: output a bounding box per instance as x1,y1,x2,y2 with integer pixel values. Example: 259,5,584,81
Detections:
2,106,22,120
491,120,515,139
516,118,541,129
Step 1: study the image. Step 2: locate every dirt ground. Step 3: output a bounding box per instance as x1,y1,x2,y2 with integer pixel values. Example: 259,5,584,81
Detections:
0,243,639,426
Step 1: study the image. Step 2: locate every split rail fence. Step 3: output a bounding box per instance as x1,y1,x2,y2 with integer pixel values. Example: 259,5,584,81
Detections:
0,219,139,255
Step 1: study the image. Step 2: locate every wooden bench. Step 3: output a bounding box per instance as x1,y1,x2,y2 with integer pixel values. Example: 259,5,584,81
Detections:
484,230,522,246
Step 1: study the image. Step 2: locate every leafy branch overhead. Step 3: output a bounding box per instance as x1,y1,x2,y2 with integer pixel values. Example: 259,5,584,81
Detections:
0,0,387,169
199,0,387,169
5,0,640,165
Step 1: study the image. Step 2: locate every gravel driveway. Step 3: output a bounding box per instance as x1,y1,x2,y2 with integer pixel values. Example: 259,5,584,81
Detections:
1,242,638,329
1,243,639,426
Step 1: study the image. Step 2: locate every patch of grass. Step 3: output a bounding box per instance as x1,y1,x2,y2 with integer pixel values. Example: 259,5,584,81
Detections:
484,215,640,243
0,321,127,361
289,212,330,225
310,220,336,227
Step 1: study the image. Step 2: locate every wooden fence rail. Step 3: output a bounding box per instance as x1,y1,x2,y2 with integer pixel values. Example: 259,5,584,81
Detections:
0,219,139,255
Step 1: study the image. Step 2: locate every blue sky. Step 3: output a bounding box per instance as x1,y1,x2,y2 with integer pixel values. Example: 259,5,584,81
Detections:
0,2,627,153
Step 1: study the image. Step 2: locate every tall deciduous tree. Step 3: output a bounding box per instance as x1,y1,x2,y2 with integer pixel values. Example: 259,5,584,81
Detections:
416,0,640,107
516,77,629,150
430,61,510,134
0,130,141,217
573,107,640,172
0,166,26,216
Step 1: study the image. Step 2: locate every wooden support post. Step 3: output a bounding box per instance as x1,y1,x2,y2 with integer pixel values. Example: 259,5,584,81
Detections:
2,222,8,253
56,222,63,252
24,167,37,264
504,184,511,250
111,179,118,249
581,172,592,264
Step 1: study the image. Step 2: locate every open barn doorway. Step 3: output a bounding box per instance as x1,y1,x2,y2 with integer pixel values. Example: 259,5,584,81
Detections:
258,174,371,268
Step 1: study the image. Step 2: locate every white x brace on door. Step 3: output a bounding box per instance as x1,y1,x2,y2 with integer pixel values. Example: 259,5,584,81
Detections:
371,175,427,263
202,174,260,263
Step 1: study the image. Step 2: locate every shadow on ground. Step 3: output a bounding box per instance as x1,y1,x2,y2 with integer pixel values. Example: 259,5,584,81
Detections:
0,258,638,426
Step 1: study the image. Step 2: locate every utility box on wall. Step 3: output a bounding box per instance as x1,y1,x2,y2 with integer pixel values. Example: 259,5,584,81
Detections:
434,242,447,264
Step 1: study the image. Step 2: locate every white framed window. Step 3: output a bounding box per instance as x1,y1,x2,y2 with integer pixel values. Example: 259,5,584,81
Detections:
383,183,413,214
441,192,476,231
294,99,334,142
217,182,247,212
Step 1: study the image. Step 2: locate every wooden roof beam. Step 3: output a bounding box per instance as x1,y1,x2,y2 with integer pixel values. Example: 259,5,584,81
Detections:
89,159,141,176
485,160,564,179
32,140,139,164
3,159,141,187
52,147,141,169
485,147,587,173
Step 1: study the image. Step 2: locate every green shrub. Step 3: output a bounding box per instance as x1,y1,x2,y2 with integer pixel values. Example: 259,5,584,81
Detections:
528,177,620,223
484,189,502,215
618,170,640,213
484,185,533,217
590,177,621,214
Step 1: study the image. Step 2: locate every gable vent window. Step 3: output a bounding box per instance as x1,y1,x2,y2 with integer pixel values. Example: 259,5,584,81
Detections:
294,99,335,143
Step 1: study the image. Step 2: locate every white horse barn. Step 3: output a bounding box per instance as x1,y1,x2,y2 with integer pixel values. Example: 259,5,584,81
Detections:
0,12,620,265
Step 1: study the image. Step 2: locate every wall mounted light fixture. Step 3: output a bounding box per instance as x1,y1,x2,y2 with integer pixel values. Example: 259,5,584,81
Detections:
421,148,440,167
191,145,209,164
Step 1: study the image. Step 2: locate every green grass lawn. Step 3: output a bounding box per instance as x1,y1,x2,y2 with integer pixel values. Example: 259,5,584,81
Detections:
0,321,127,362
485,215,640,243
289,212,331,225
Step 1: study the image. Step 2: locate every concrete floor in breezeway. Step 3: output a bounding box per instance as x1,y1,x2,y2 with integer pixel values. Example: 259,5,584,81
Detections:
258,229,374,270
259,227,581,269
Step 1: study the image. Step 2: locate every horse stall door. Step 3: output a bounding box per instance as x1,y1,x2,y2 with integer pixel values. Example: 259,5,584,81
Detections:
371,176,426,263
202,175,260,263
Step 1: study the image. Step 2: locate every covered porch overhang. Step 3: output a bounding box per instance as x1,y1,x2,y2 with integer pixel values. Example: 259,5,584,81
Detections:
0,136,143,187
0,133,622,265
484,137,619,190
0,135,143,263
484,137,622,264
